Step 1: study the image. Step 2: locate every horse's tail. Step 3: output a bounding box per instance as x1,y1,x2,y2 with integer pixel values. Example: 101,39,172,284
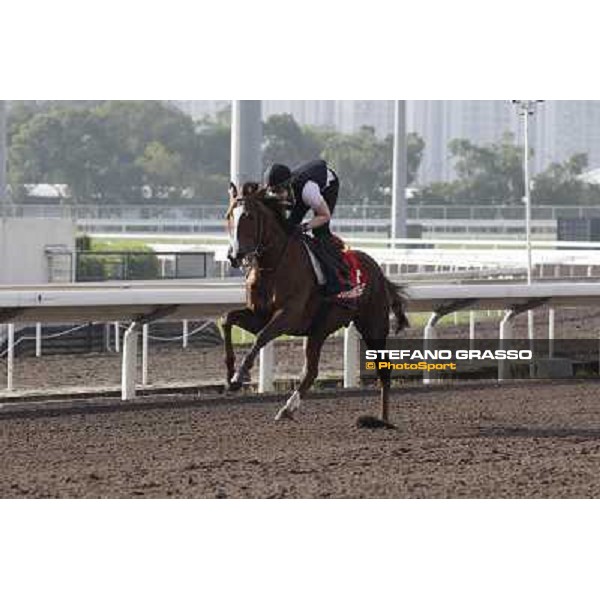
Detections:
384,277,410,333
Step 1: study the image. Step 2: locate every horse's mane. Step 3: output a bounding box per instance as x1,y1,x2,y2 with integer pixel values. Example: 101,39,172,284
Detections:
233,181,289,233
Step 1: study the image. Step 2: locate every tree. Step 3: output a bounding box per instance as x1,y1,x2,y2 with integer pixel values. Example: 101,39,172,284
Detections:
191,109,231,200
413,133,525,204
318,126,387,203
8,101,200,202
93,101,198,200
406,132,426,186
262,114,323,169
412,133,600,206
314,126,425,204
136,141,185,199
531,153,591,204
7,103,426,205
449,133,525,202
263,114,425,203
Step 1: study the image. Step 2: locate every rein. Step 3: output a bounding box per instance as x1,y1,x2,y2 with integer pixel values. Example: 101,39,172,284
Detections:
238,199,293,276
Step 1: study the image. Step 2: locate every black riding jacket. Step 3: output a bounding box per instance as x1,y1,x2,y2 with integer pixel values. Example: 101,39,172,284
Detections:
287,159,332,226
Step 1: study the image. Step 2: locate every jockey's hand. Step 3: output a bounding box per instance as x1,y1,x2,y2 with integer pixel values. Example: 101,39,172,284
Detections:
292,223,309,236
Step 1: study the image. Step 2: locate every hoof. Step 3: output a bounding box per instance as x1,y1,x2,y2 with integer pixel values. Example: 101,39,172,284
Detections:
356,415,396,429
274,406,296,422
227,379,243,392
274,391,301,422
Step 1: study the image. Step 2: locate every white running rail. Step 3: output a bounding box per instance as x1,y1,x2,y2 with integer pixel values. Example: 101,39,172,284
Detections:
2,280,600,399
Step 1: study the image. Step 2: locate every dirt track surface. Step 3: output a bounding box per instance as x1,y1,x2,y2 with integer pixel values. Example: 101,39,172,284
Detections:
3,380,600,498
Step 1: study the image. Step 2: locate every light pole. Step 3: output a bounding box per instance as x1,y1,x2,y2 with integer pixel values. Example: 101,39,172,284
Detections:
230,100,262,186
391,100,407,247
512,100,543,341
0,100,6,218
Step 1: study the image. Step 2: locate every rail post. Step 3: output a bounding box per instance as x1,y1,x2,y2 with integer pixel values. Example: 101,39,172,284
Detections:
182,320,189,349
344,322,361,388
548,308,555,358
114,321,120,353
423,312,439,385
258,343,274,393
423,300,475,385
142,324,149,386
122,321,140,400
7,323,14,391
35,323,42,357
498,309,515,382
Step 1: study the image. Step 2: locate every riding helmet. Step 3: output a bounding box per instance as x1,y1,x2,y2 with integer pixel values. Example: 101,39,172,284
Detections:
264,163,291,187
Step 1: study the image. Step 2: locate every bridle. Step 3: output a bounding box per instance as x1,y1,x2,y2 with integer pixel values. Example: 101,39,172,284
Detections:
229,197,293,275
230,199,270,271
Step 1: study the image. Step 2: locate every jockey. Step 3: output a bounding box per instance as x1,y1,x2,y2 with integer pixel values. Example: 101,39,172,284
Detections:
264,159,350,295
264,159,338,236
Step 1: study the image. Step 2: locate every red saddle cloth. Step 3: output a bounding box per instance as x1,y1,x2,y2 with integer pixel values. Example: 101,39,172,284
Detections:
331,239,368,307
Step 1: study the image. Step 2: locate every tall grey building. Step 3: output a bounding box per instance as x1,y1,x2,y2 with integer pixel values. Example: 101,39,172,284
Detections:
408,100,600,184
169,100,230,120
407,101,519,184
331,101,395,136
0,100,6,206
529,101,600,175
262,100,337,130
171,100,395,136
262,100,395,136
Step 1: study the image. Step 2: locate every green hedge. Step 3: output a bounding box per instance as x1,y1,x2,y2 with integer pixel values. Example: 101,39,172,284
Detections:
76,237,160,281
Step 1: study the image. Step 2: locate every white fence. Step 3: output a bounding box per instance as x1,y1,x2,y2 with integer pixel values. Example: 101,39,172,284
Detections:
84,234,600,278
7,202,599,237
2,280,600,400
8,202,600,221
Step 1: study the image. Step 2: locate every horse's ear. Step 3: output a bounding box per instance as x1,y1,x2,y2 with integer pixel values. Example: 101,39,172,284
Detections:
225,182,239,219
253,185,268,200
241,181,260,197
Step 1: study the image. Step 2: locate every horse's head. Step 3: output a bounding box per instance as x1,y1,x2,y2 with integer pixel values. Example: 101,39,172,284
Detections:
226,182,276,268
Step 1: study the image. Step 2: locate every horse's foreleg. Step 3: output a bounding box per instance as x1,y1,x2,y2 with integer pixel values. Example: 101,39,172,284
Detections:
222,315,236,384
230,308,298,390
222,309,268,386
275,333,327,421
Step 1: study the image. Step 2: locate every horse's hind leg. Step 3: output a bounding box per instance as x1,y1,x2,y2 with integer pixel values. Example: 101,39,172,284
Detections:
354,319,391,423
363,336,391,422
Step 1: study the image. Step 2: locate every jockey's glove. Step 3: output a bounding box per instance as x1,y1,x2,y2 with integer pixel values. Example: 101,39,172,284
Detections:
292,223,310,236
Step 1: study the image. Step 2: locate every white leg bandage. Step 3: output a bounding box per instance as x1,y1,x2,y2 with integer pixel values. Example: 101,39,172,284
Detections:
284,390,302,412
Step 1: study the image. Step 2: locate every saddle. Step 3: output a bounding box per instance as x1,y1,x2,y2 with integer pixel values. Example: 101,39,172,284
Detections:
302,234,368,306
245,233,368,313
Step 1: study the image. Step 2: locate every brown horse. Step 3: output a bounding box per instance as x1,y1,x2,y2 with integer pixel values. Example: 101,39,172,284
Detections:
223,183,408,424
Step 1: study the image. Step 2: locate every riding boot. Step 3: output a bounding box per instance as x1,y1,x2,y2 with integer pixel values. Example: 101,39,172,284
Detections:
308,230,351,296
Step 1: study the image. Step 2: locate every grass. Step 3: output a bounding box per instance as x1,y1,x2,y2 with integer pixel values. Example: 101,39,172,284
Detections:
217,322,300,346
90,235,226,247
406,309,501,328
89,238,159,252
220,310,500,346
